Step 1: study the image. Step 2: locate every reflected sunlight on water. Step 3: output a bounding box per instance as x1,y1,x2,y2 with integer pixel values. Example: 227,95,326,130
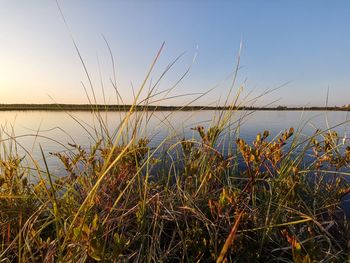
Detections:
0,110,349,173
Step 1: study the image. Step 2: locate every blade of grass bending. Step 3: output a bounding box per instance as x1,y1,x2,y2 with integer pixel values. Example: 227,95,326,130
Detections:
1,131,60,204
101,42,165,173
217,40,243,124
216,210,244,263
56,0,97,105
39,144,62,255
102,34,117,88
62,42,165,249
238,217,313,233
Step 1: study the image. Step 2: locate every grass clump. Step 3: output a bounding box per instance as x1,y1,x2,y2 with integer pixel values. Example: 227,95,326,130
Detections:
1,44,350,262
1,118,350,262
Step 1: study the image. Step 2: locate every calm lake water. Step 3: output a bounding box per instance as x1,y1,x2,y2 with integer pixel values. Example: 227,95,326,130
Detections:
0,110,350,173
2,110,350,215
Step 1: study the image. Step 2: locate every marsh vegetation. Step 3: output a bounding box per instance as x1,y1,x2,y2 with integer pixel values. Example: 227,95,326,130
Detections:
1,45,350,262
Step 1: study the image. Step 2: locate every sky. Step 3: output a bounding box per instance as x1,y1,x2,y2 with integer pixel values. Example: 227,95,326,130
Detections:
0,0,350,107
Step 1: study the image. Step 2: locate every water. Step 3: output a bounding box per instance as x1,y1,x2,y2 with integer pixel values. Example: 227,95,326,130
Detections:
0,110,349,174
2,109,350,214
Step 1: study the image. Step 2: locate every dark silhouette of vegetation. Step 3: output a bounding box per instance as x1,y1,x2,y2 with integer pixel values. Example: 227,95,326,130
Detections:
0,103,349,111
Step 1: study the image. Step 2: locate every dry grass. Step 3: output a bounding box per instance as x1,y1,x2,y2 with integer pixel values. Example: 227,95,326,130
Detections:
0,43,350,262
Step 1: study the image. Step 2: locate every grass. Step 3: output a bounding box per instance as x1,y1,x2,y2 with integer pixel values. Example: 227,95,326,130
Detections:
1,44,350,262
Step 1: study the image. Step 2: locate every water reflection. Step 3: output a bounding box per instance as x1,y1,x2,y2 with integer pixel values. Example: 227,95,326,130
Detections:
0,110,349,173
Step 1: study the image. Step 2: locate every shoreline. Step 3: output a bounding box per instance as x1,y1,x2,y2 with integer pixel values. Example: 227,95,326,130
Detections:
0,104,349,111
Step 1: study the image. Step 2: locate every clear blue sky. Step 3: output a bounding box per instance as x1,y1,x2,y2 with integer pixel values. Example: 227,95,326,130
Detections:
0,0,349,106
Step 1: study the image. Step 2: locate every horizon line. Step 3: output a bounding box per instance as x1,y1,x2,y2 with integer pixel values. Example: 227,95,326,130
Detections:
0,103,349,112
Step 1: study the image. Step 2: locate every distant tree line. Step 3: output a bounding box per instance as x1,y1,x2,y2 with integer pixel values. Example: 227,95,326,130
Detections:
0,104,349,111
